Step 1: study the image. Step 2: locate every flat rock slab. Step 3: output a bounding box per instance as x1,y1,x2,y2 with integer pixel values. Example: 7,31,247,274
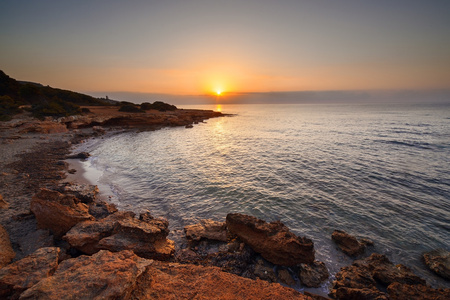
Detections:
423,249,450,280
331,230,367,257
184,219,227,242
226,213,314,266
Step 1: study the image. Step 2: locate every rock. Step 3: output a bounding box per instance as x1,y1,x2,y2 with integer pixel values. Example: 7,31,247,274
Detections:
88,200,118,219
64,211,174,260
17,229,54,257
298,261,329,287
0,247,60,299
0,225,15,268
304,291,332,300
331,230,368,257
30,188,94,238
131,260,310,300
57,182,99,203
226,213,315,266
92,126,106,134
175,248,201,264
0,194,8,209
67,152,90,159
330,253,426,299
184,219,227,242
423,249,450,280
18,121,68,134
387,282,450,300
19,250,152,300
278,269,296,286
254,259,277,282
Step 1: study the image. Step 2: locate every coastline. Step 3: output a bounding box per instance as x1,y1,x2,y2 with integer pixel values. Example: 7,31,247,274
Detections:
1,109,449,299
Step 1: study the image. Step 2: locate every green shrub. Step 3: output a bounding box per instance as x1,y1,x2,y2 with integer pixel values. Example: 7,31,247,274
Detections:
140,101,177,111
118,104,144,113
32,97,81,119
0,95,22,121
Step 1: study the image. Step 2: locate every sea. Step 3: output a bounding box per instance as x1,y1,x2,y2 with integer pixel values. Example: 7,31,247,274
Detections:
72,102,450,293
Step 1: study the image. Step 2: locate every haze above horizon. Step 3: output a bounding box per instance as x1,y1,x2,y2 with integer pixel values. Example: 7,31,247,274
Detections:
1,1,449,97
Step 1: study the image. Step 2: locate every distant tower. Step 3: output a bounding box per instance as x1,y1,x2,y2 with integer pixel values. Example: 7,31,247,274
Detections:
106,95,109,100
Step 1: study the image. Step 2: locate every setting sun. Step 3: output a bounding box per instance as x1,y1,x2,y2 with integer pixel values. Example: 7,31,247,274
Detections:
216,90,222,96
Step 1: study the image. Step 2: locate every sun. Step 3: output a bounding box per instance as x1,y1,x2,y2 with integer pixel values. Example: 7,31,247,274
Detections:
216,90,222,96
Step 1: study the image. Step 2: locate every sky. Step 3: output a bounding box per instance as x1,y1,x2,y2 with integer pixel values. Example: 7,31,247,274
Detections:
1,0,450,97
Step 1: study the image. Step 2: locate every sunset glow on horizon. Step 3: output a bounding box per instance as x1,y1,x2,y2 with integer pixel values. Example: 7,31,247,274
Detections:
1,1,449,96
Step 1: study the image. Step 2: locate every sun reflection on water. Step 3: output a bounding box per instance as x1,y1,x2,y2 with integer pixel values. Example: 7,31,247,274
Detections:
216,104,222,112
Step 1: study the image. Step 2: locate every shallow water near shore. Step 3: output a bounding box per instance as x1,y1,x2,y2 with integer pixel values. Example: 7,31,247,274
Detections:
73,103,450,292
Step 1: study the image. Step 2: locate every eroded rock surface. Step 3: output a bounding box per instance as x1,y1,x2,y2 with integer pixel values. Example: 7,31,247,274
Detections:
387,282,450,300
57,182,99,203
0,247,60,299
423,249,450,280
298,261,329,287
0,225,15,268
30,188,94,238
64,211,174,259
226,213,314,266
329,253,446,300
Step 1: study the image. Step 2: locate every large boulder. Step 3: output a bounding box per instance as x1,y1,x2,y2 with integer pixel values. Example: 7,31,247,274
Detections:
19,250,152,300
226,213,314,266
0,225,15,268
30,188,94,238
423,249,450,280
184,219,227,242
64,211,174,260
0,247,60,299
132,260,312,300
330,253,429,299
331,230,369,257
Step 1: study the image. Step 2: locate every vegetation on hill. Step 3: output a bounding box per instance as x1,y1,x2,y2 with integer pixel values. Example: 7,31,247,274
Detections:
0,70,110,120
141,101,177,111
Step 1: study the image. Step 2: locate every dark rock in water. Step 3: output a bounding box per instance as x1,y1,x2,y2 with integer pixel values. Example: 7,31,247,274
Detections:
278,268,296,286
298,261,329,287
67,152,90,159
423,248,450,280
330,253,428,299
387,282,450,300
57,182,99,203
30,188,94,239
63,211,174,260
0,225,15,268
331,230,369,257
184,219,228,243
304,291,332,300
175,248,201,264
226,213,315,266
0,247,60,299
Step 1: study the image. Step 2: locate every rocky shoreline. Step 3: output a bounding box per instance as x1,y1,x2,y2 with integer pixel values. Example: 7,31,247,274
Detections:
1,108,449,299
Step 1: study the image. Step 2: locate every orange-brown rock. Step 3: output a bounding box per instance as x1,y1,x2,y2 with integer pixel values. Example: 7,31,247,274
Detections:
0,194,8,209
184,219,227,242
330,253,427,299
331,230,368,257
18,120,68,134
30,188,94,238
57,182,99,204
387,282,450,300
19,250,152,300
132,260,312,300
423,248,450,280
0,225,15,268
64,211,174,259
0,247,60,299
226,213,315,266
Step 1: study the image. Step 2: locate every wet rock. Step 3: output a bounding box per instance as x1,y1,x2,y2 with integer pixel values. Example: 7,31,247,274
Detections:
64,211,174,260
17,229,54,257
278,268,296,286
57,182,99,203
175,248,201,264
387,282,450,300
304,291,332,300
330,253,426,299
30,188,94,238
88,200,118,219
226,213,315,266
0,247,60,299
331,230,368,257
423,249,450,280
298,261,329,287
66,152,90,159
0,225,15,268
254,259,277,282
131,260,310,300
19,250,151,300
184,219,227,243
0,194,8,209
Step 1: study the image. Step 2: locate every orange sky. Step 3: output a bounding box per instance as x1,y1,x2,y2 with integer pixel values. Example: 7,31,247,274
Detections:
1,1,449,96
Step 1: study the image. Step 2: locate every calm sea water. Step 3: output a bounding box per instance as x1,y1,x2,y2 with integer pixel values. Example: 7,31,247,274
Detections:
75,103,450,291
